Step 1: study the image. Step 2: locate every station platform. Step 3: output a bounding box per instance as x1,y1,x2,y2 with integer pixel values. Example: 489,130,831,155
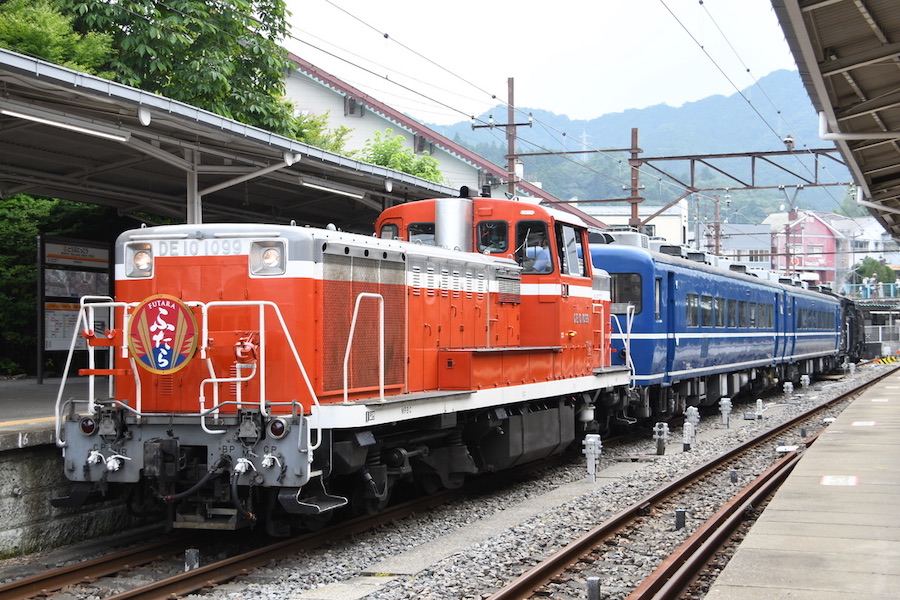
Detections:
0,377,88,450
705,370,900,599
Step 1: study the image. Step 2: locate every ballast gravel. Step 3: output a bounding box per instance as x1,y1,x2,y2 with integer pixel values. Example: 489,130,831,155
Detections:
0,365,887,600
184,363,889,600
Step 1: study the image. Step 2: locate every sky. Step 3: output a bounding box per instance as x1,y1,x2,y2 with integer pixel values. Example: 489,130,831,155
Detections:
282,0,799,126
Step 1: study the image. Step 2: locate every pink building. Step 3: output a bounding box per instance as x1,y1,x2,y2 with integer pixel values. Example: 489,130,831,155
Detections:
769,211,841,284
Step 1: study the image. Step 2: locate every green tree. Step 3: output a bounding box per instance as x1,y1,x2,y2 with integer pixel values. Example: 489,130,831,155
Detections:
41,0,350,151
290,111,354,155
59,0,299,137
0,0,113,75
360,129,443,183
853,255,896,285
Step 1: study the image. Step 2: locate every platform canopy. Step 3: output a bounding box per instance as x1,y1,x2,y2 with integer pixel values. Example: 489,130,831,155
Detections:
0,48,458,232
774,0,900,241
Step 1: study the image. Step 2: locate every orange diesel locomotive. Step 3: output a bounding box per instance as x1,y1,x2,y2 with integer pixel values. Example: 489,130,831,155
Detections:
54,191,629,533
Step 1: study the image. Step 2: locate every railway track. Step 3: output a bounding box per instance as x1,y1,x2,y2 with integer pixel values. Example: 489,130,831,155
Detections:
0,537,187,600
488,367,894,600
2,369,888,600
0,452,567,600
0,488,471,600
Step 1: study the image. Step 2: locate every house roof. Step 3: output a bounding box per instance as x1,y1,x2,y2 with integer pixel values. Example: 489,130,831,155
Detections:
764,209,862,239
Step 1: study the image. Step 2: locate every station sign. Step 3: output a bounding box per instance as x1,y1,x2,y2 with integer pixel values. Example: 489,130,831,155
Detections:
37,236,111,382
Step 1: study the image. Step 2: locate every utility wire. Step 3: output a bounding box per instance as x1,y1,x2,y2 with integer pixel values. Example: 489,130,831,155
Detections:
13,0,855,225
696,0,852,219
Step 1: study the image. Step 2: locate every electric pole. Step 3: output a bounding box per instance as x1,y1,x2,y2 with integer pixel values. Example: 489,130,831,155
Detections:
472,77,532,196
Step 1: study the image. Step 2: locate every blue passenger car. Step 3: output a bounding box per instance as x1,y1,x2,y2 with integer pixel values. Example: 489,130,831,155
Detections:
588,244,842,421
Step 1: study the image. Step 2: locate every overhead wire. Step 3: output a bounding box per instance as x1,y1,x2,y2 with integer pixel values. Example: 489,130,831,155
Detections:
292,1,851,221
319,0,498,102
143,0,815,212
12,0,856,230
694,0,856,220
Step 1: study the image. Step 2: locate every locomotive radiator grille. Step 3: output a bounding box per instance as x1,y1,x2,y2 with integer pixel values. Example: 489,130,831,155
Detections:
498,273,521,304
322,254,405,393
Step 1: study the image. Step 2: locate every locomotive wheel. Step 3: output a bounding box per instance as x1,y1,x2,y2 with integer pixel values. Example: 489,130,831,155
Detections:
300,511,334,531
415,473,443,496
351,487,391,515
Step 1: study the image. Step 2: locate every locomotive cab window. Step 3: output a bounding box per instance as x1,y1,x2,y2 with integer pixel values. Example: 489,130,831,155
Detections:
409,222,435,245
517,220,553,274
558,224,588,277
379,223,399,240
610,273,642,314
477,220,508,254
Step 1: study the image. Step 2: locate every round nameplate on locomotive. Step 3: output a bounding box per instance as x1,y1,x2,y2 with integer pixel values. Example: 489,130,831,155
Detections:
128,294,198,374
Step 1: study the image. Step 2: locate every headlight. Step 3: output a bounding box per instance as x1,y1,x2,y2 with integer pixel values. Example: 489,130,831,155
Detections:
251,241,285,275
127,244,153,277
262,247,281,268
134,251,152,270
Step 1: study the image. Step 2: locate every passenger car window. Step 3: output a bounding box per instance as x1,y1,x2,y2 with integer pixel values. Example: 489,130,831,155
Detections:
611,273,642,314
654,278,662,321
686,294,699,326
701,295,713,327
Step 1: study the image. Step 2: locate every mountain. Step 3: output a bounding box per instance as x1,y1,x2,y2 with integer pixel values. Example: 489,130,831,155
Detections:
425,70,852,223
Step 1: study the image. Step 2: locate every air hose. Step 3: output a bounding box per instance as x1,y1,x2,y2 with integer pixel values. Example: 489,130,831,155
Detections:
158,456,229,503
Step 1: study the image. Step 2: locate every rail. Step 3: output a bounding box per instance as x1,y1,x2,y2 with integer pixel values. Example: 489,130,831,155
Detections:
488,365,897,599
0,537,187,600
626,447,805,600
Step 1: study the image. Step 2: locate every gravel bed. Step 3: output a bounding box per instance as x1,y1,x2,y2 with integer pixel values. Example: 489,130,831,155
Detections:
1,363,889,600
185,363,890,600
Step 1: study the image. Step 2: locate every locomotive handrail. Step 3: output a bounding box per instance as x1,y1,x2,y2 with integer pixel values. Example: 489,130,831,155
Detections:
198,360,258,434
56,299,324,451
201,300,322,451
55,296,126,448
198,302,269,422
343,293,385,404
610,304,637,389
